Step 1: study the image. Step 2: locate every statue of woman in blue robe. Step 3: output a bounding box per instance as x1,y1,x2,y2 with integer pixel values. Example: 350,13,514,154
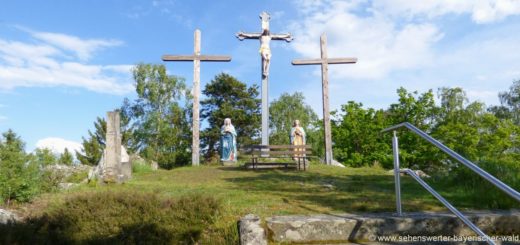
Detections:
220,118,237,162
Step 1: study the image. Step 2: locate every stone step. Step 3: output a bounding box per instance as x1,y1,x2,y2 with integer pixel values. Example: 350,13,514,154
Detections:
265,211,520,244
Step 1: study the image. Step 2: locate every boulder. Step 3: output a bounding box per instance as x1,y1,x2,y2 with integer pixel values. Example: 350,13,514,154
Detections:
239,214,267,245
88,146,132,183
0,208,19,225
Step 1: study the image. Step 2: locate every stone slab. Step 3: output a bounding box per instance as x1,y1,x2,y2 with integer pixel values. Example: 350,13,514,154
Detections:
266,211,520,243
239,214,267,245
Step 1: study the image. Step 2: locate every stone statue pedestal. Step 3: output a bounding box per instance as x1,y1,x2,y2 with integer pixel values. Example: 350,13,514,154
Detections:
221,160,237,166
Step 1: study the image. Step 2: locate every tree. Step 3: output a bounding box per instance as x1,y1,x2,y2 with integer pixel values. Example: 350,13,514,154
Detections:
122,63,192,169
33,147,57,166
493,79,520,124
201,73,261,161
386,87,440,169
0,129,40,203
332,102,391,167
269,92,318,144
59,148,74,165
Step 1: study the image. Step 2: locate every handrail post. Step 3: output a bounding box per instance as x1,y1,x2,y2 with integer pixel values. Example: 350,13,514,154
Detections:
392,130,403,216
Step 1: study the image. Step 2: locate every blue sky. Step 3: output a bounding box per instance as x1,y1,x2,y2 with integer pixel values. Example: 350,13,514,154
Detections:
1,0,520,153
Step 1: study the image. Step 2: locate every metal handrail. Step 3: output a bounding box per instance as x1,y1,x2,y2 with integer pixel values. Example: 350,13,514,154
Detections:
382,122,520,202
381,122,520,245
401,169,492,243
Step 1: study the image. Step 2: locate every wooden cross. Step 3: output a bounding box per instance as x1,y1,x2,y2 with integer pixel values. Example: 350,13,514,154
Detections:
292,33,357,165
162,29,231,166
236,11,293,146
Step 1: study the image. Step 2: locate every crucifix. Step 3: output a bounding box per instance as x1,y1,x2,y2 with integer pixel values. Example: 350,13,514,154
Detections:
236,11,293,146
162,29,231,166
292,33,357,165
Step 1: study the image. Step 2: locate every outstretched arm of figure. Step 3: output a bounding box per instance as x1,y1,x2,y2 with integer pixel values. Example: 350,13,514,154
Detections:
236,31,262,40
271,33,293,42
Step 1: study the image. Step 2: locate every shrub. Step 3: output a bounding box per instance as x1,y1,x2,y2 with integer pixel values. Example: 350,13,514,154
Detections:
0,129,42,204
132,162,154,174
442,158,520,209
1,190,221,244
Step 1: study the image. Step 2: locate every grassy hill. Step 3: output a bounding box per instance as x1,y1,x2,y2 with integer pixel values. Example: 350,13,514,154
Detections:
3,163,519,244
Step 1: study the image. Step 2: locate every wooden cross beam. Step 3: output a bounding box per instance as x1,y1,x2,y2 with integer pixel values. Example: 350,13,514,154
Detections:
162,29,231,166
292,33,357,165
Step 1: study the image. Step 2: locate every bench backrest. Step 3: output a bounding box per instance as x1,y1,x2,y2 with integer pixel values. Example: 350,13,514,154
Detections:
241,145,313,156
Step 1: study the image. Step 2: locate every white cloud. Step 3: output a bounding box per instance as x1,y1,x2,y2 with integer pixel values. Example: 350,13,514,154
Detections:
0,28,133,94
288,0,520,113
31,31,123,61
372,0,520,24
289,0,442,80
35,137,82,154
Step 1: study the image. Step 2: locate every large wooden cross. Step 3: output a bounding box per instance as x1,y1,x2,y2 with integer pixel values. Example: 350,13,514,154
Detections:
236,11,293,146
292,33,357,165
162,29,231,166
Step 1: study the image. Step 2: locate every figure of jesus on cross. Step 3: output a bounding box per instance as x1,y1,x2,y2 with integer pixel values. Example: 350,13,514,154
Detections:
236,11,293,146
237,12,292,77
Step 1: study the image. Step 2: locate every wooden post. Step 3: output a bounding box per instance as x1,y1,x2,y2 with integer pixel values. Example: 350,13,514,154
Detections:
292,33,357,165
162,29,231,166
320,34,333,165
192,30,201,166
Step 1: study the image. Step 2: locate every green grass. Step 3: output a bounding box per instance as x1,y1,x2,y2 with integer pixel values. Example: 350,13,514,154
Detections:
6,163,520,244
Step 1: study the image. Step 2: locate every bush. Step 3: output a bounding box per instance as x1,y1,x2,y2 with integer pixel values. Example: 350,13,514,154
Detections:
0,130,44,204
1,190,221,244
441,158,520,209
132,162,154,174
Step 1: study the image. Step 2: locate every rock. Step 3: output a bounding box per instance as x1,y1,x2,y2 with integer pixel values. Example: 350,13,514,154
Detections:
267,211,520,243
321,183,335,190
0,208,19,224
267,214,357,242
414,169,431,178
387,169,431,178
88,146,132,183
331,159,345,168
239,214,267,245
44,164,92,178
58,182,78,190
150,160,159,170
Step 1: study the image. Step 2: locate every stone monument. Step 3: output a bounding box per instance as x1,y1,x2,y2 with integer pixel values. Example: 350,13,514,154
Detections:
88,111,131,183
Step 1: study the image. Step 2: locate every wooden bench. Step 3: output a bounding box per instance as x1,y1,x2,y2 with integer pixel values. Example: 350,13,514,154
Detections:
241,145,313,170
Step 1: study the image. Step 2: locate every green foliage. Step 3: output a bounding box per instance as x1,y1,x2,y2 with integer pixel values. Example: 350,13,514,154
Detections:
75,117,105,166
332,85,520,171
269,92,319,143
58,148,73,165
132,162,154,174
32,147,57,166
386,87,441,170
39,169,65,193
122,63,192,169
64,170,89,183
496,79,520,124
1,191,221,244
441,158,520,209
332,101,392,167
201,73,261,161
0,130,41,204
